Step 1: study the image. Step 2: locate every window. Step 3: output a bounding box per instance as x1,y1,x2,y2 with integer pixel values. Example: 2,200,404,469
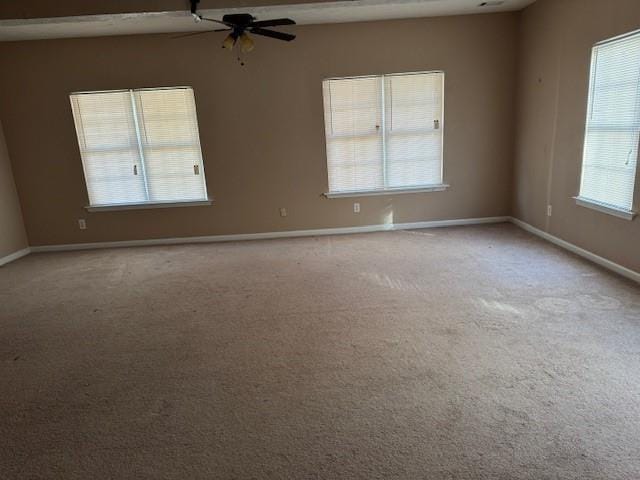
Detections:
70,87,208,209
578,31,640,219
322,71,446,196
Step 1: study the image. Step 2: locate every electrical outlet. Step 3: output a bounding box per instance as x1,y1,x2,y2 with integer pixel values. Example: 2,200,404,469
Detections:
353,202,360,213
547,205,553,217
78,219,87,230
279,208,287,218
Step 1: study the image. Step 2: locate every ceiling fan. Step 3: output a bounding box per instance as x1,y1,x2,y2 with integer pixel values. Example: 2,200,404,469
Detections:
179,0,296,56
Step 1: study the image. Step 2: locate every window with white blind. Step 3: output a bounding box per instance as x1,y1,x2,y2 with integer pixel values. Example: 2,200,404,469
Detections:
577,30,640,219
70,87,208,209
322,71,446,196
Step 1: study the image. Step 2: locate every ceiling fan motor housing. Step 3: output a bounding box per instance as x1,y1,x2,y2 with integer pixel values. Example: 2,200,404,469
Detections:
222,14,256,28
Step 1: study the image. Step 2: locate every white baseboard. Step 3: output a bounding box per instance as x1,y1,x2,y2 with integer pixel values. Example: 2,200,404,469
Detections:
0,247,31,267
29,216,510,253
7,217,639,284
509,217,640,284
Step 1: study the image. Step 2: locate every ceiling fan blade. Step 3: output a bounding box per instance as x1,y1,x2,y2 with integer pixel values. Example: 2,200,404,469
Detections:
199,16,232,27
248,27,296,42
172,30,217,39
249,18,296,28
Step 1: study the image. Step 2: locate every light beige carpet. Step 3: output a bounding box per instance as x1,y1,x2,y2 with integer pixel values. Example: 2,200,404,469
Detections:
0,223,639,479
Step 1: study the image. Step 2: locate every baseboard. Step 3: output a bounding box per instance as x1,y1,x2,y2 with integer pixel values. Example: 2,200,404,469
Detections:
0,247,31,267
10,217,640,284
29,216,510,253
509,217,640,284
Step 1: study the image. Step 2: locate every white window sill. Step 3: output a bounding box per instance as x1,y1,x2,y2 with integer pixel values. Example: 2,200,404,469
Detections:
324,184,449,199
85,199,213,212
574,196,636,221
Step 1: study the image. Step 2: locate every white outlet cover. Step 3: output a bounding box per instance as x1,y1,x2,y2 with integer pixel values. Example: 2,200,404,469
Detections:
78,219,87,230
354,203,361,213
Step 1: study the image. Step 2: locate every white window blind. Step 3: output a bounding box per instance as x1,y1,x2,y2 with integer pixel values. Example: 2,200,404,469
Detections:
322,71,444,195
70,87,208,207
579,31,640,214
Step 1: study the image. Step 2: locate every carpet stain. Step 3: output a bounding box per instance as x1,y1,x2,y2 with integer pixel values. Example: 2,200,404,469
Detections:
576,294,621,310
533,296,580,314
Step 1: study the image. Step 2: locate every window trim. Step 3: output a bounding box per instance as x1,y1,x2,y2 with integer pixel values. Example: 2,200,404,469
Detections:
69,86,195,96
70,86,209,209
577,32,640,216
322,70,445,196
85,198,213,213
574,196,637,221
594,27,640,47
324,184,449,199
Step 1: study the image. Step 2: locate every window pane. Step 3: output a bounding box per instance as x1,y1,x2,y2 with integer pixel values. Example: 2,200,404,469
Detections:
385,73,443,188
142,147,206,202
323,77,383,193
386,73,443,131
326,136,384,192
581,128,638,209
70,91,146,206
135,88,208,203
386,132,442,188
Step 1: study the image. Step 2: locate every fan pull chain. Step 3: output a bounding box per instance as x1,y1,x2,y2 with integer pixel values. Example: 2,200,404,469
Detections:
236,49,246,66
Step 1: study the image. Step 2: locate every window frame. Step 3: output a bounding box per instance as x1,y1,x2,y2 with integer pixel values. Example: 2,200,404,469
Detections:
70,86,211,212
322,71,449,198
575,30,640,221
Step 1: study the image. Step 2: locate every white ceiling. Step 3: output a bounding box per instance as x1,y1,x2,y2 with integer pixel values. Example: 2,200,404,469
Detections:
0,0,536,42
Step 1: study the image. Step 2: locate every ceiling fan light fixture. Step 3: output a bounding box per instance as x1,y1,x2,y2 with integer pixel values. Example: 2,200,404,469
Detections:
240,33,255,53
222,33,237,50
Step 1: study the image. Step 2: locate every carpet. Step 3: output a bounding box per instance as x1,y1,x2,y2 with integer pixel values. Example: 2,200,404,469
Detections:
1,223,639,479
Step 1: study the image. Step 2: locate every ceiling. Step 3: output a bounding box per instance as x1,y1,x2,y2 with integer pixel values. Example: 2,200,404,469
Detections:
0,0,536,42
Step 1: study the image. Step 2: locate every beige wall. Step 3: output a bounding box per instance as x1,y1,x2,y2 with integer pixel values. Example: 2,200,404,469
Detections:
514,0,640,273
0,118,28,258
0,13,518,247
